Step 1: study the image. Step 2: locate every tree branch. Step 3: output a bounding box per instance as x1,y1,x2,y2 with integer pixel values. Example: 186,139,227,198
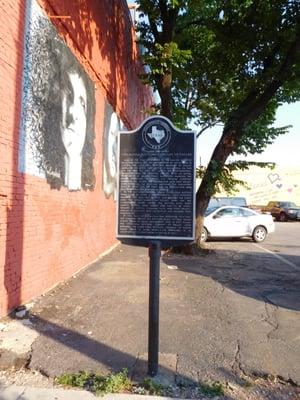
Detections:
159,1,179,42
196,120,222,138
196,21,300,215
229,23,300,130
175,17,206,34
148,16,160,43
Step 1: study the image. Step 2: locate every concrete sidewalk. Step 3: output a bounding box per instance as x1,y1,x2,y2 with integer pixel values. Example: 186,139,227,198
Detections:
0,387,175,400
0,385,96,400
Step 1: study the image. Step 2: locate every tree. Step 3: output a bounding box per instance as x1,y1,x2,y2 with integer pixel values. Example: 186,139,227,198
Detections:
137,0,189,120
136,0,300,243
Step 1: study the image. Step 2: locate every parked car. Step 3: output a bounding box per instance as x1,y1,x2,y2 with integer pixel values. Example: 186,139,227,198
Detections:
261,201,300,221
201,206,275,242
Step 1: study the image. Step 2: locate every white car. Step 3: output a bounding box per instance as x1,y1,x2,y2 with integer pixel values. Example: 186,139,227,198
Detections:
201,206,275,242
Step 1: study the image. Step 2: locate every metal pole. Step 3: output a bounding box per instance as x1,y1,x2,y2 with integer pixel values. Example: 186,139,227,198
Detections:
148,241,161,376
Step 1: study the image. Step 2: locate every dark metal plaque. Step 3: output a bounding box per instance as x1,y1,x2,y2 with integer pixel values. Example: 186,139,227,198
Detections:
117,116,195,243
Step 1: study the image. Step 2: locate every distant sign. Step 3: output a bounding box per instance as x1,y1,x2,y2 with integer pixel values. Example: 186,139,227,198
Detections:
117,116,195,243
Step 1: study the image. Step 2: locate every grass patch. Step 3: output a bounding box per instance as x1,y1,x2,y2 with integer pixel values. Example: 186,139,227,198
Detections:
199,381,225,397
142,378,164,396
55,369,133,395
56,370,168,397
56,369,226,398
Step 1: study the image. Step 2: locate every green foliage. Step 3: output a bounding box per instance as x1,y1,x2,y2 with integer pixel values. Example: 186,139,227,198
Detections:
55,369,133,395
197,160,276,195
136,0,300,219
56,371,92,389
143,42,191,79
136,0,300,131
142,378,164,395
56,370,170,397
235,101,291,156
199,381,225,397
102,369,132,394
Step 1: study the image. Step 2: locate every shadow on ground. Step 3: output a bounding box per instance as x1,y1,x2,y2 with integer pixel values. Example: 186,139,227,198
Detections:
163,246,300,312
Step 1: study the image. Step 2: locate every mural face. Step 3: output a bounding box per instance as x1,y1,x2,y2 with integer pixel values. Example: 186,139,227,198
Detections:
61,72,88,190
19,0,95,191
103,101,125,199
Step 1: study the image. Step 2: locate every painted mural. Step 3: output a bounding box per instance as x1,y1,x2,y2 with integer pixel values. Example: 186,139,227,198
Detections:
102,101,125,199
19,0,96,191
229,166,300,206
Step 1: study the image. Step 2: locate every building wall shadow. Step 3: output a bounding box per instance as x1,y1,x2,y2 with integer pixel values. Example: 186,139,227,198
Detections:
8,314,199,390
3,1,26,314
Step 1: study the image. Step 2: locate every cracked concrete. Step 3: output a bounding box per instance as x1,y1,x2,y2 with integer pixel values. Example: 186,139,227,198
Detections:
231,340,246,376
0,320,39,370
262,300,279,340
0,228,299,389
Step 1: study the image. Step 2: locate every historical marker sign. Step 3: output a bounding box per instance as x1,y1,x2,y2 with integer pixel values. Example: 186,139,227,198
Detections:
117,116,195,244
117,116,195,376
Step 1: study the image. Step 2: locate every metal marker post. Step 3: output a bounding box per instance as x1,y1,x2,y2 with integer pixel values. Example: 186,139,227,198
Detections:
148,241,161,376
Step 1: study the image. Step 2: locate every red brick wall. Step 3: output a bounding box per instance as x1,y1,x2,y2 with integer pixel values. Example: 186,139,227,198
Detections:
0,0,152,316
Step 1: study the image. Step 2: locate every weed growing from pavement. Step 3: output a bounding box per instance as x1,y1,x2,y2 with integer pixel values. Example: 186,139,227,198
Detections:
142,377,164,395
55,369,132,395
56,369,228,398
199,381,225,397
56,370,166,396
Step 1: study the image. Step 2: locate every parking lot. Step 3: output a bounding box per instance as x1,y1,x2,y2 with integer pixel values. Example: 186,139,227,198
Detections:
21,220,299,387
1,221,299,398
210,221,300,271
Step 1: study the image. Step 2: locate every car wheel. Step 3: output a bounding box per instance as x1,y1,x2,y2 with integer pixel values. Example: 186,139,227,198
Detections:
279,212,287,222
201,227,208,242
252,225,267,242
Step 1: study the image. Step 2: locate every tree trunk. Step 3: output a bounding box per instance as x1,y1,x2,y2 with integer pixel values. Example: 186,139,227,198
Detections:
157,73,173,120
195,125,240,244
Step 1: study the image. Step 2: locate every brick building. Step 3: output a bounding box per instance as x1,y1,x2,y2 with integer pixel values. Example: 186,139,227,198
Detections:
0,0,152,317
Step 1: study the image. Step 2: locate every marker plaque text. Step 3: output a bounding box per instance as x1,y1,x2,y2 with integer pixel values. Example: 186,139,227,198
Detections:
117,116,195,243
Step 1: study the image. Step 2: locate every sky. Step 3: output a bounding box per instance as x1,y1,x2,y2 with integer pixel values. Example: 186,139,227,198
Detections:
196,101,300,167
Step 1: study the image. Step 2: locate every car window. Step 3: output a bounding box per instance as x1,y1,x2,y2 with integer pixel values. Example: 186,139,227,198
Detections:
241,208,256,217
215,208,242,218
279,202,296,208
208,198,225,208
205,207,218,216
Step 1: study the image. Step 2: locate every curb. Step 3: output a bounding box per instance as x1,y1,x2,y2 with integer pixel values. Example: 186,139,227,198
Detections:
0,386,179,400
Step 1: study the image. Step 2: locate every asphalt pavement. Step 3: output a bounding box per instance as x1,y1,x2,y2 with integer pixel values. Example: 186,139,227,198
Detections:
0,222,299,394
